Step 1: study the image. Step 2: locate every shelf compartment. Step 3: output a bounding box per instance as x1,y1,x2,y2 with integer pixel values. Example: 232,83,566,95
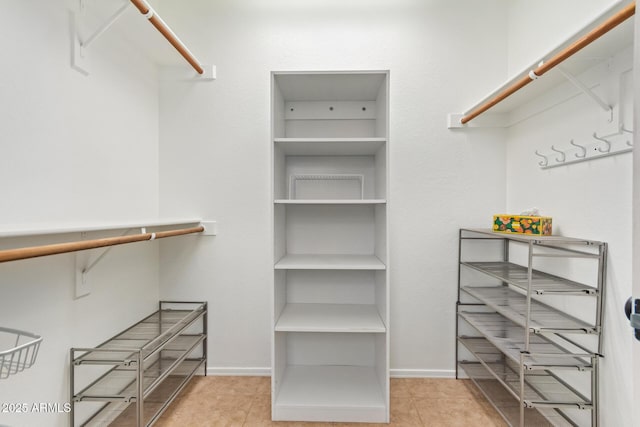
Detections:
273,365,386,422
81,358,204,427
461,261,596,295
275,254,385,270
459,311,592,370
274,138,385,156
458,339,591,410
461,286,596,334
74,306,206,365
289,174,364,200
275,303,385,333
460,362,575,427
75,338,204,401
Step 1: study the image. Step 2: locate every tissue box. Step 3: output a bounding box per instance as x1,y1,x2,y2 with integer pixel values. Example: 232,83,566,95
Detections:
493,215,552,235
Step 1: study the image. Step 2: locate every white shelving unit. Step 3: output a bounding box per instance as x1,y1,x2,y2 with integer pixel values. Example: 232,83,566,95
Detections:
271,71,390,423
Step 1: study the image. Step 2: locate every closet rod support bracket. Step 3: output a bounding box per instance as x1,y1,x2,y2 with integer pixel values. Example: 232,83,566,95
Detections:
200,221,217,236
557,67,612,121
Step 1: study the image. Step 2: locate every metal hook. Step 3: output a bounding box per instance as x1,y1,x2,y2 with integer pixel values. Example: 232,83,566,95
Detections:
569,139,586,158
534,150,548,167
593,132,612,153
550,145,566,162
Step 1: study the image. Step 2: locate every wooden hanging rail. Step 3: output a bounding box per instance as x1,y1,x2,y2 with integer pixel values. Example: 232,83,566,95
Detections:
129,0,204,74
460,1,635,125
0,225,204,264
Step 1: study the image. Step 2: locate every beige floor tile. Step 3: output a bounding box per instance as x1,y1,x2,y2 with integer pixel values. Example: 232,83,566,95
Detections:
407,378,477,399
156,376,511,427
413,397,502,427
156,393,253,426
389,378,412,398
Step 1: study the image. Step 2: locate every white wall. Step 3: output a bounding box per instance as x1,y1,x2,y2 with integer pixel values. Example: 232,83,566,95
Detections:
506,0,623,76
0,1,161,426
157,0,508,376
505,1,633,425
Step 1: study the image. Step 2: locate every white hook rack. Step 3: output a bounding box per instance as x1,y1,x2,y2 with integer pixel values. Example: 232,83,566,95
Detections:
536,126,633,170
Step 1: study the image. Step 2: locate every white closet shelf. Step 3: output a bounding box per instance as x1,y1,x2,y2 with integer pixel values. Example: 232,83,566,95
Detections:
275,254,386,270
275,303,386,333
0,218,202,238
449,3,634,127
274,138,385,156
274,199,386,205
274,365,387,422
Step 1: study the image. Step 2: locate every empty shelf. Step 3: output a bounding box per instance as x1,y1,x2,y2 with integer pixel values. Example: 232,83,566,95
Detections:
460,362,575,427
460,228,604,246
462,262,596,295
274,365,387,422
458,342,591,410
276,304,385,333
459,312,592,370
75,335,203,365
76,350,204,402
275,254,385,270
82,358,204,427
74,306,206,365
274,138,386,156
462,286,596,334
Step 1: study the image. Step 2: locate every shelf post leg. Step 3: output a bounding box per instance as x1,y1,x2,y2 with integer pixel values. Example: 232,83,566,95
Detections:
137,350,144,426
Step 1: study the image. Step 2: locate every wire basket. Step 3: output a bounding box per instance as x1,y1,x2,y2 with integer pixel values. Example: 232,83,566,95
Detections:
0,327,42,379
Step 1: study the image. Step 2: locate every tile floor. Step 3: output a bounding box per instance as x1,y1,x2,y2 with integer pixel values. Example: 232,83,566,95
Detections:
154,376,507,426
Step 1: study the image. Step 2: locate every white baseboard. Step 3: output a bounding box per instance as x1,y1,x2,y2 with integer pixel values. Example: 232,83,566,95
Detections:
206,366,271,376
203,367,455,378
390,369,456,378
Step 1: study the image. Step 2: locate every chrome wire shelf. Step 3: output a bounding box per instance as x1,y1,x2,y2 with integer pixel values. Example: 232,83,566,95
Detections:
71,301,208,427
74,306,205,366
462,261,596,295
459,312,592,370
460,228,604,246
458,340,592,410
460,362,576,427
462,286,596,334
0,327,42,379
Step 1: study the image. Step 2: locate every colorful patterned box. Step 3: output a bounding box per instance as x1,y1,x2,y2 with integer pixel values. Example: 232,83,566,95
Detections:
493,215,552,235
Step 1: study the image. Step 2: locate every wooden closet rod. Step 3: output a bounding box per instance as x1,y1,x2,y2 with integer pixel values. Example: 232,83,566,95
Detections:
130,0,204,74
0,226,204,264
460,1,635,125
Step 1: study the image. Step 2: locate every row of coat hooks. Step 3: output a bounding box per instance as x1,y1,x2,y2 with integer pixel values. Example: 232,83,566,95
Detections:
535,124,634,169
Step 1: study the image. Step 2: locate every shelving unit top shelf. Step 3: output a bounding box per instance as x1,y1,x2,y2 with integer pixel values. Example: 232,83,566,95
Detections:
273,72,387,102
461,228,605,246
74,303,206,365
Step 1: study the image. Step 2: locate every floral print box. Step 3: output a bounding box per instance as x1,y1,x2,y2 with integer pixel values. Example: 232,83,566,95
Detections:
493,215,552,235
